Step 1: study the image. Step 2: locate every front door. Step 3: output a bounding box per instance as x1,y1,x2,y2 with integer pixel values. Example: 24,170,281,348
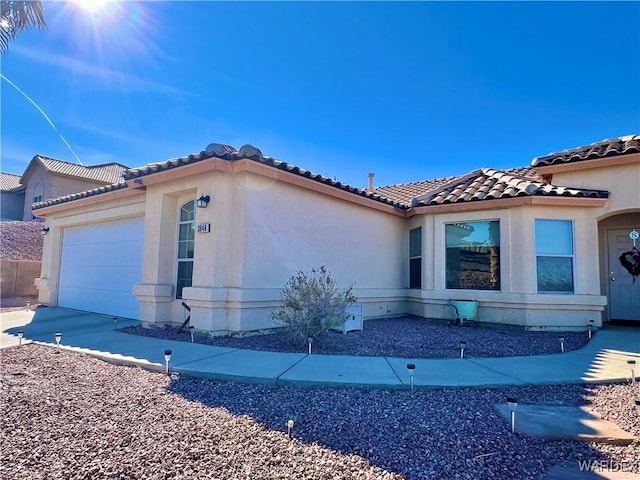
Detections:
608,229,640,321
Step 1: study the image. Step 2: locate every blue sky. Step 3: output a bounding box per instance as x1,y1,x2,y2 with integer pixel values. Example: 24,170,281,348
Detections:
1,1,638,189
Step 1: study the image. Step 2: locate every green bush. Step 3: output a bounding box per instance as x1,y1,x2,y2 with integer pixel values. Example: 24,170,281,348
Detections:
271,266,356,346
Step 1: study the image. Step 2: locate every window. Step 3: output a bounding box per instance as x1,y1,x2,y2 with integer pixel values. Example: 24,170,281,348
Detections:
535,219,574,293
409,227,422,289
32,182,43,203
446,220,500,290
176,200,195,299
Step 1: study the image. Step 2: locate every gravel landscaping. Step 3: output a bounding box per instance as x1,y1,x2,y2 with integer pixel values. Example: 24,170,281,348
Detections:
1,345,638,480
123,316,591,359
0,221,44,261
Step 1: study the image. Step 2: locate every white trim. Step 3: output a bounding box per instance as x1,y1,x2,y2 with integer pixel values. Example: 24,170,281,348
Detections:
534,218,576,294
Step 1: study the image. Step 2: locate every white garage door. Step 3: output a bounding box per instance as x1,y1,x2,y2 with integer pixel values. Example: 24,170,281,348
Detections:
58,217,144,319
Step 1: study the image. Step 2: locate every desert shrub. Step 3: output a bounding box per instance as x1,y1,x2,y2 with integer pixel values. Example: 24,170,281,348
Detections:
271,266,356,345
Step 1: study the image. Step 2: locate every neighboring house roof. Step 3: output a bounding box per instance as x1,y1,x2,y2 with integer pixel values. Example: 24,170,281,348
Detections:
22,155,129,184
33,181,129,209
35,136,632,212
531,134,640,168
0,172,23,192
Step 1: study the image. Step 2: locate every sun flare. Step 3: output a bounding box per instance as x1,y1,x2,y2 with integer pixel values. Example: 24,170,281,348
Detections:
72,0,114,15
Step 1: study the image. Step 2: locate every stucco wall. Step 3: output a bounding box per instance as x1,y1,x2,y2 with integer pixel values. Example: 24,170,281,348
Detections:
23,169,110,220
550,159,640,220
1,191,25,220
155,169,408,332
407,204,607,329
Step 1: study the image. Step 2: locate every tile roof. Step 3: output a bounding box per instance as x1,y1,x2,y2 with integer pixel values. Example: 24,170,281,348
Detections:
33,181,129,209
33,140,612,212
531,134,640,168
0,172,23,191
33,155,129,184
408,168,608,207
374,167,608,208
372,176,459,206
125,143,408,210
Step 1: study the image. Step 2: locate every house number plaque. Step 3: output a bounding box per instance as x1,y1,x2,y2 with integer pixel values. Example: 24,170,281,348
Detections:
197,223,210,234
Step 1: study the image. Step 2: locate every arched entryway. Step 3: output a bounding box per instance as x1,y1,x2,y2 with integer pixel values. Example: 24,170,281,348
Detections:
599,212,640,322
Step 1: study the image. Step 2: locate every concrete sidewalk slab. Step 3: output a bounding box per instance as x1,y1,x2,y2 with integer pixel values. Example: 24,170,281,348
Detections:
278,354,402,387
174,349,306,385
494,404,636,445
468,354,596,385
3,307,639,390
585,328,640,354
386,357,526,387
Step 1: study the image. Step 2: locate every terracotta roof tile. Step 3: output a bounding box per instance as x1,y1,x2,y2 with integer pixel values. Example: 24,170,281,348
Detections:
409,168,608,207
531,134,640,167
35,155,129,184
125,143,408,210
372,176,459,205
0,172,23,191
33,140,612,212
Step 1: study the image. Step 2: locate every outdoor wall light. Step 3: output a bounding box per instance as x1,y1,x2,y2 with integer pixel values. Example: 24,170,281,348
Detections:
164,349,172,375
506,397,518,433
459,341,467,359
559,336,565,353
196,195,210,208
287,419,294,438
406,363,416,391
628,360,636,384
17,330,24,347
54,332,62,353
40,227,49,235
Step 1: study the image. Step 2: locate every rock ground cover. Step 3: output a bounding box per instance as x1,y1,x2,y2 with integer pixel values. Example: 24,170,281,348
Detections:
1,345,638,480
123,316,591,359
0,221,44,261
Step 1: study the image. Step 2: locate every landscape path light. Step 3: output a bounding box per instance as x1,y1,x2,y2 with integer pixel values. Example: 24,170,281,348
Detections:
287,419,294,439
54,332,62,353
25,301,31,311
588,320,594,340
307,337,313,355
559,336,565,353
459,341,467,359
189,325,195,343
17,330,24,347
506,397,518,434
164,349,172,375
628,360,636,384
406,363,416,391
113,317,118,330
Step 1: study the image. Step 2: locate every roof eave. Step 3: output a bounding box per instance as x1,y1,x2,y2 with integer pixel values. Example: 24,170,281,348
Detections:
406,195,608,216
532,152,640,173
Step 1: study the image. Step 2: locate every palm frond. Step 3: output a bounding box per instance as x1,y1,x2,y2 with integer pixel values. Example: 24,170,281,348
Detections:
1,0,47,55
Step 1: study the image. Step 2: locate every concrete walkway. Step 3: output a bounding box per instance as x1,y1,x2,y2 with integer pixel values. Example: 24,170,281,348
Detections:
2,307,639,388
2,307,639,480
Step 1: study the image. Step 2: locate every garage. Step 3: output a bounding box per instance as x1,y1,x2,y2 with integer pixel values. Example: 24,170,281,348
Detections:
58,217,144,319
